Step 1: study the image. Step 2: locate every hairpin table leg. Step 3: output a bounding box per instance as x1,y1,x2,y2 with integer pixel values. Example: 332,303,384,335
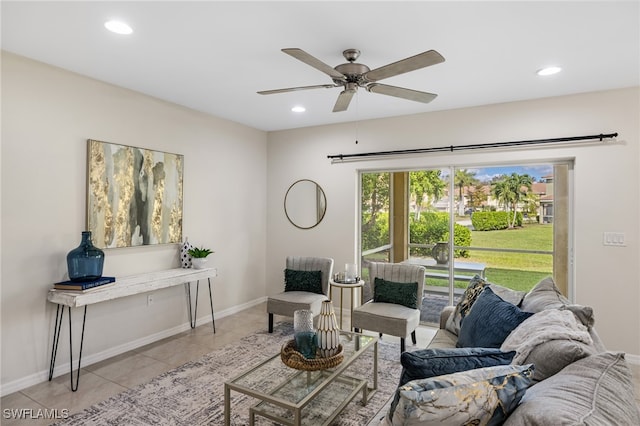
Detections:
48,304,65,381
187,281,200,329
208,278,216,333
48,305,87,391
187,279,215,333
68,306,87,392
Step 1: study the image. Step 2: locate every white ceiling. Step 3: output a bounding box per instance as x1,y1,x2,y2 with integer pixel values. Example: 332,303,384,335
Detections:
2,1,639,132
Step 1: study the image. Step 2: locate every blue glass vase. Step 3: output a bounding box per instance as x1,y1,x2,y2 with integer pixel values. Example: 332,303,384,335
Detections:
293,309,317,359
67,231,105,282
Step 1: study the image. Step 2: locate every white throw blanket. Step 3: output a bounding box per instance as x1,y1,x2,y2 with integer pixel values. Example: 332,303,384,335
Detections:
501,309,592,365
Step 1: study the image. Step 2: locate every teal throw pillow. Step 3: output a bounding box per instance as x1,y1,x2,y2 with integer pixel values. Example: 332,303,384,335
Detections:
373,277,418,309
457,287,534,348
391,364,534,426
284,269,323,294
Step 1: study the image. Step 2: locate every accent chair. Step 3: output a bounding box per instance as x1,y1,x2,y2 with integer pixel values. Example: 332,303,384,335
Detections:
352,261,425,353
267,256,334,333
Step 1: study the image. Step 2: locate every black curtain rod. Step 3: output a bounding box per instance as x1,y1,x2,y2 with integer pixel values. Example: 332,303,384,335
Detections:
327,132,618,161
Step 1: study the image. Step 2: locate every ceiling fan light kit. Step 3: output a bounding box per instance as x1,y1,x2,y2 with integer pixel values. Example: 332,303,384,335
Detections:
258,48,445,112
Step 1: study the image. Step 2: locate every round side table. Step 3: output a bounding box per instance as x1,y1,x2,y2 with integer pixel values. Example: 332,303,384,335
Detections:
329,279,364,331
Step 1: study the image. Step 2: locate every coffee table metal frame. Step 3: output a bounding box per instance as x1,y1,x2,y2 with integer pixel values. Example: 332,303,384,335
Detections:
224,331,378,426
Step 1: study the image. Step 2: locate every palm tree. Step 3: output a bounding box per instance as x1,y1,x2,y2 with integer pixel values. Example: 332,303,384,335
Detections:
491,173,533,227
491,179,515,210
454,169,477,215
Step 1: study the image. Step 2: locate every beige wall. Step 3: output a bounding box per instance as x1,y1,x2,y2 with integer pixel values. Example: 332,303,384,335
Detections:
267,87,640,356
1,52,268,394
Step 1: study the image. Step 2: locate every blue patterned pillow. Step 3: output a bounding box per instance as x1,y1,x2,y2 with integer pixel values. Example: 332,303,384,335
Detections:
389,348,516,421
392,364,534,426
445,275,488,335
284,269,323,294
373,278,418,309
457,287,534,348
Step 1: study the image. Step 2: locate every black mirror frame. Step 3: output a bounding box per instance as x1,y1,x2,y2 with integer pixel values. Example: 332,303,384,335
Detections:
284,179,327,230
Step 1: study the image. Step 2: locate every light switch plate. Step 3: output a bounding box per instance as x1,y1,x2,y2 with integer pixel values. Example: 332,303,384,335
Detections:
603,232,626,246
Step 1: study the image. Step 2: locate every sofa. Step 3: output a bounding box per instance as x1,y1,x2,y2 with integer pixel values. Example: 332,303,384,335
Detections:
386,276,640,425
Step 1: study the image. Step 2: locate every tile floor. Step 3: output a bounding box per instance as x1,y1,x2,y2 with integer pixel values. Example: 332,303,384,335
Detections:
2,302,639,425
0,303,432,425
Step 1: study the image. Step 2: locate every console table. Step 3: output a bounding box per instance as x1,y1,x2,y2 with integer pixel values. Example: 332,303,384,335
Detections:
47,267,217,391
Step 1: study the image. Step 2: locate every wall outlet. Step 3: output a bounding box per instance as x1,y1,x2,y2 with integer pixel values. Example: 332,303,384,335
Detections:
603,232,626,246
147,294,154,306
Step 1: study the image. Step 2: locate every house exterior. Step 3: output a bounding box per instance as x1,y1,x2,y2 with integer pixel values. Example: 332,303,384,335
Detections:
534,175,554,224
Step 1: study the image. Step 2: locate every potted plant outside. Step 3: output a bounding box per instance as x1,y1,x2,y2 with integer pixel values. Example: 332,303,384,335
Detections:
188,247,214,269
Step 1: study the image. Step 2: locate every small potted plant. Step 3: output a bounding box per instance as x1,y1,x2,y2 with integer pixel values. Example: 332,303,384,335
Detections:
188,246,214,269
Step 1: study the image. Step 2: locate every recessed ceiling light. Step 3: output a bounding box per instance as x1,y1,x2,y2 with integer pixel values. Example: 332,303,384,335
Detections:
536,66,562,76
291,106,306,113
104,20,133,35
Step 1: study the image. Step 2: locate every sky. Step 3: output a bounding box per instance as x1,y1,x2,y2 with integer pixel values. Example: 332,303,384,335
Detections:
467,165,553,182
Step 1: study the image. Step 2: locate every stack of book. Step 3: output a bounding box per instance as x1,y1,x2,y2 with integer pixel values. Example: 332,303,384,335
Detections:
53,276,116,292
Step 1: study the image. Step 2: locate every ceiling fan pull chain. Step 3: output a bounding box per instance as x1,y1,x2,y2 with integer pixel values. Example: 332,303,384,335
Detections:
355,91,360,144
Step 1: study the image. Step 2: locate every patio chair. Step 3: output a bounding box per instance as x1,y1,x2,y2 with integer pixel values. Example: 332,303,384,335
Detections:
352,262,425,353
267,256,334,333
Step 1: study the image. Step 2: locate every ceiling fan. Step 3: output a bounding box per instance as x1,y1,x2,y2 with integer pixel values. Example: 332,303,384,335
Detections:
258,48,445,112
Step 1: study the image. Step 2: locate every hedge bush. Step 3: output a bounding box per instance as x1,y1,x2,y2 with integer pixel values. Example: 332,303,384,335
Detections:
410,212,470,258
471,211,523,230
362,212,389,252
445,224,471,258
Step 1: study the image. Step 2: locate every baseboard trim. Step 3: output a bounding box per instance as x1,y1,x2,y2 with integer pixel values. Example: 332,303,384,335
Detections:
625,353,640,365
0,296,268,397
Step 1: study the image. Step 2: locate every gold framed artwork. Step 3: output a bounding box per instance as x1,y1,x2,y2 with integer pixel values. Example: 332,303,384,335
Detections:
87,139,184,248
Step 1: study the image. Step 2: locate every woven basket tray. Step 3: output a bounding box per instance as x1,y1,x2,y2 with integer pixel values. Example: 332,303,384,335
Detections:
280,339,344,371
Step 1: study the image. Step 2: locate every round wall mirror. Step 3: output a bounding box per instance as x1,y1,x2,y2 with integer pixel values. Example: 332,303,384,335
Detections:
284,179,327,230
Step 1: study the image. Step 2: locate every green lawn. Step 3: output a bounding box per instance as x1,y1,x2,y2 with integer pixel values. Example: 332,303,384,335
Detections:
429,223,554,291
363,223,554,291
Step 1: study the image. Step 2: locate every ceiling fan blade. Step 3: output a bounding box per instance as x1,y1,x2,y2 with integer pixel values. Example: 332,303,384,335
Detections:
282,48,346,81
333,89,356,112
367,83,437,103
364,50,445,82
257,84,337,95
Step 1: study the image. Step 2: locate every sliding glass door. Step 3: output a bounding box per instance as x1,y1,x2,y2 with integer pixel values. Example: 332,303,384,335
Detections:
360,171,391,301
359,161,571,325
405,168,454,324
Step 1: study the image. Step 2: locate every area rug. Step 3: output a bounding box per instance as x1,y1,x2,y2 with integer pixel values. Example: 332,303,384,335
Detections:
53,323,402,425
420,293,450,324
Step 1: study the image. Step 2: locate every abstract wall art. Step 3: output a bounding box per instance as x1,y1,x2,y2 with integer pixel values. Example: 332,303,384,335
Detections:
87,139,184,248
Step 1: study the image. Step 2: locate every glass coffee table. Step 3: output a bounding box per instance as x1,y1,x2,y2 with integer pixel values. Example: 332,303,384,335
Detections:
224,331,378,426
